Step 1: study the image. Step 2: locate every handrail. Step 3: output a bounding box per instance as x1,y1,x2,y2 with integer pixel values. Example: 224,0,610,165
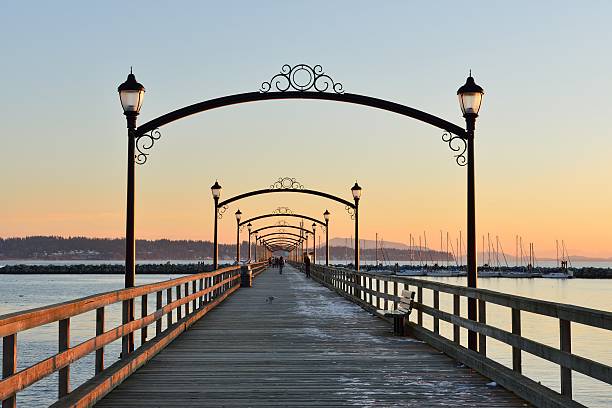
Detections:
0,261,268,407
0,265,241,337
302,263,612,408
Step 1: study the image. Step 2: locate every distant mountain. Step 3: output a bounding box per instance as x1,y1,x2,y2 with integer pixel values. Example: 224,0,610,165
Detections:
329,237,417,250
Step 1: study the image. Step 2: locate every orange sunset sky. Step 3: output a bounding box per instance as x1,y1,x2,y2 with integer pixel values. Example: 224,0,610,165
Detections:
2,2,612,258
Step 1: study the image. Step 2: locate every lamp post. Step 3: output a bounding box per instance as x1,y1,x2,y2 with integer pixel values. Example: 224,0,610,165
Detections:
247,223,252,262
458,73,484,351
323,210,330,266
255,235,259,262
312,223,317,265
235,209,242,264
211,181,222,269
118,69,145,356
351,182,362,271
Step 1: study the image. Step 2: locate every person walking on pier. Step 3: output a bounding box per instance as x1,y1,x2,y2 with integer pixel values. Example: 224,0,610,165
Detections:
304,254,311,278
279,256,285,275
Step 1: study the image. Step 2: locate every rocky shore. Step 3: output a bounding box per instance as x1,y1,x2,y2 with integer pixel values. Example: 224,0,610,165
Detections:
0,263,234,275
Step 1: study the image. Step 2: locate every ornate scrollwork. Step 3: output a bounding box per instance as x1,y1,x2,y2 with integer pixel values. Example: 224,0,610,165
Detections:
217,205,228,220
134,129,161,165
276,220,290,227
345,205,356,220
270,177,304,190
442,131,467,166
260,64,344,94
272,206,293,215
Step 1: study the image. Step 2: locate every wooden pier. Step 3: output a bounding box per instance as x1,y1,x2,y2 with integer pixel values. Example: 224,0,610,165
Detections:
95,265,525,407
2,262,610,407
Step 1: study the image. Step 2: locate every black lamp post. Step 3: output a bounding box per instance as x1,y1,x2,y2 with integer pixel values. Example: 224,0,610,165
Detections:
351,182,362,271
247,222,252,261
323,210,330,266
312,223,317,265
254,234,258,262
458,73,484,351
211,181,222,269
118,69,145,356
235,209,242,264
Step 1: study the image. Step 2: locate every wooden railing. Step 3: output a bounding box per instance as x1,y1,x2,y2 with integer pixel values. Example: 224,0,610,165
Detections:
304,263,612,408
0,262,267,407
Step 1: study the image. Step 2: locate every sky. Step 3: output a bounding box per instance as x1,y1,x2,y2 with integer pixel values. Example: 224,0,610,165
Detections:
1,1,611,258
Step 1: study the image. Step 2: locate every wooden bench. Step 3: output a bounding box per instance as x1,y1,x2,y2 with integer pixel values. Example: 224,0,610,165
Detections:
376,289,415,335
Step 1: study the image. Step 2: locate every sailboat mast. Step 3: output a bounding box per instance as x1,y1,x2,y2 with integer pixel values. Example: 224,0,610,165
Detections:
375,233,378,267
446,231,449,267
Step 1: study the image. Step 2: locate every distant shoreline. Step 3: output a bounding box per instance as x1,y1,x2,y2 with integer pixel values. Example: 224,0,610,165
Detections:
1,262,611,278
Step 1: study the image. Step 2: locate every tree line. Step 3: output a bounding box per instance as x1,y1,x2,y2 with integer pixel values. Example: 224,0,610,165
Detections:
0,236,449,261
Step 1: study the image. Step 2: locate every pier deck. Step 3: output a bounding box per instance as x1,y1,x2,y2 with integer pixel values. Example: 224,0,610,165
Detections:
96,265,526,407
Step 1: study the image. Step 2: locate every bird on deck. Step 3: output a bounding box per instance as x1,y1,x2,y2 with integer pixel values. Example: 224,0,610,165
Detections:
266,296,275,303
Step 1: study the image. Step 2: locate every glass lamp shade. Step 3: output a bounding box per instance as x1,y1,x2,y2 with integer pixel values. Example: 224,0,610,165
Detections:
211,181,222,199
235,209,242,222
457,76,484,115
323,210,330,221
312,223,317,231
247,223,252,233
351,182,362,200
118,72,145,113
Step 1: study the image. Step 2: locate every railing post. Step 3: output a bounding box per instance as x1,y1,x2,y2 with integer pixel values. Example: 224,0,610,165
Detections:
166,288,173,327
433,290,440,335
121,300,130,358
59,318,70,398
512,308,522,373
376,278,381,309
393,281,398,310
198,278,204,308
140,294,148,345
95,307,105,375
417,286,423,326
156,291,162,336
192,280,197,311
176,285,182,320
560,319,572,398
2,334,17,408
478,300,487,356
383,280,388,311
453,294,460,344
184,282,189,315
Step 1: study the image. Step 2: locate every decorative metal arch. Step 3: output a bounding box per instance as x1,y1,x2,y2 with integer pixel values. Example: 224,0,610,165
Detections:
252,224,311,235
268,245,297,252
218,178,355,210
240,212,326,227
262,237,302,245
134,64,467,166
258,231,304,241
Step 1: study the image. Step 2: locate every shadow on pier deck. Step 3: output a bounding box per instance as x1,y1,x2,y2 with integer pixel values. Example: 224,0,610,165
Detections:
96,265,526,407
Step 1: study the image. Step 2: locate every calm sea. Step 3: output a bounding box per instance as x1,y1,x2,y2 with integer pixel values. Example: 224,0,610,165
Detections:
0,271,610,407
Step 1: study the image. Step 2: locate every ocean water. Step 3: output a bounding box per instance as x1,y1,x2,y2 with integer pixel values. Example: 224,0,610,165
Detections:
0,274,610,407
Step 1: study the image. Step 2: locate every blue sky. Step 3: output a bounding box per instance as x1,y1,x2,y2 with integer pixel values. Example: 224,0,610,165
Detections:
1,1,611,256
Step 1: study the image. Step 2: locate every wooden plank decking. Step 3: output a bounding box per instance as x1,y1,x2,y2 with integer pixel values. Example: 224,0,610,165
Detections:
96,265,528,407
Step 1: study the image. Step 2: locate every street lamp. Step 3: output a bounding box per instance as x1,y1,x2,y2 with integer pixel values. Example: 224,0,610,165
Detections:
323,210,330,266
458,73,484,351
254,234,258,262
351,182,361,271
312,223,317,265
247,222,252,262
235,209,242,264
118,69,145,356
211,181,222,269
